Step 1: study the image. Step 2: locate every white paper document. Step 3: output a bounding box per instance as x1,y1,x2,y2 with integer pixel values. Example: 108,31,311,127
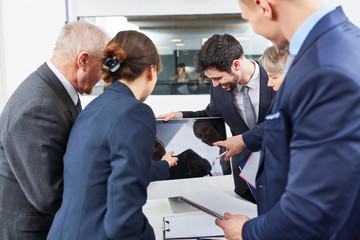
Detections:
239,151,261,188
164,215,223,239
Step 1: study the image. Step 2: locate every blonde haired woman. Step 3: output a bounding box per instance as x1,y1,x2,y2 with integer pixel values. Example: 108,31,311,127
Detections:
260,45,289,91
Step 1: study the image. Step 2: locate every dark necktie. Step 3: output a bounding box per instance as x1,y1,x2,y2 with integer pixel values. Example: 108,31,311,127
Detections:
76,97,82,113
241,86,256,129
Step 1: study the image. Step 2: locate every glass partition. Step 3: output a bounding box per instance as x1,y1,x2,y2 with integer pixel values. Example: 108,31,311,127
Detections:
79,14,268,95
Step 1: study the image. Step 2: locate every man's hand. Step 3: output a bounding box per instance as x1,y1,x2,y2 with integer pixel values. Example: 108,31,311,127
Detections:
161,151,178,168
156,112,183,121
215,212,250,240
213,134,246,160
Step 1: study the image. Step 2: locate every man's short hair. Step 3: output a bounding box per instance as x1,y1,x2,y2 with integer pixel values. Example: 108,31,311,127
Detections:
54,21,108,59
194,34,244,74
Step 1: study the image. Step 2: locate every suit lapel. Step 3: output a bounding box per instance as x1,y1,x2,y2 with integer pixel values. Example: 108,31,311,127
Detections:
258,7,348,175
267,8,346,116
37,63,78,120
258,63,274,122
291,7,347,70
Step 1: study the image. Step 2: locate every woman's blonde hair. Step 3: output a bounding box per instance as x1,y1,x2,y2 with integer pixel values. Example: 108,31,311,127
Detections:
260,46,289,73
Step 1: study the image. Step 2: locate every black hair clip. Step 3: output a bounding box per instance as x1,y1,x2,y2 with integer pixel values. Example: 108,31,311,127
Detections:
105,55,121,73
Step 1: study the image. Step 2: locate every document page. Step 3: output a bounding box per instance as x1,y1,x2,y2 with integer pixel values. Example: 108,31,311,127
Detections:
164,215,223,239
240,151,261,188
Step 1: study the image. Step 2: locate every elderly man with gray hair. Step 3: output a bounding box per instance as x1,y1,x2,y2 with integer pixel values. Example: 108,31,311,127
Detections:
0,21,109,239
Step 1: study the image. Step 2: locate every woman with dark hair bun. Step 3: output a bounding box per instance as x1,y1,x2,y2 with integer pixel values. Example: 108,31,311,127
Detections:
47,30,177,240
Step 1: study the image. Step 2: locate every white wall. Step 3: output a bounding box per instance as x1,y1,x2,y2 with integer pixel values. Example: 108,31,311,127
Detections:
0,0,359,113
68,0,241,20
0,1,6,111
0,0,65,112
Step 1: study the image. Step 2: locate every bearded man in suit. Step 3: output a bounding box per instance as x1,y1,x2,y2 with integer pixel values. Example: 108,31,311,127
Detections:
157,33,275,203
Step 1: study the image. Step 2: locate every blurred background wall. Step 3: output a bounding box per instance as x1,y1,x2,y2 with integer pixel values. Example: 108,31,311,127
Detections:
0,0,356,113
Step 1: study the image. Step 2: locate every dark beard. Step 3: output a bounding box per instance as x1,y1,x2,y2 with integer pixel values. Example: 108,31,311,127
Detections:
229,73,240,91
229,82,238,91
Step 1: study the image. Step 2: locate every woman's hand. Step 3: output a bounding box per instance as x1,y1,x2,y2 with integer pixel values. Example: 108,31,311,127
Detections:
162,151,178,168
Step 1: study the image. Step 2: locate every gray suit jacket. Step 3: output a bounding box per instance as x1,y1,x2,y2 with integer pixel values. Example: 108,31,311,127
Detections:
0,63,78,239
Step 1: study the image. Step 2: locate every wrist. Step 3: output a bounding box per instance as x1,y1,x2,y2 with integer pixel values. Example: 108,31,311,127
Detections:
177,111,183,119
161,159,170,166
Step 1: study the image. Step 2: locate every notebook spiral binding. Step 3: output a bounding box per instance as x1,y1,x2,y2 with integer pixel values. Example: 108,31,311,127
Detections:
178,196,226,220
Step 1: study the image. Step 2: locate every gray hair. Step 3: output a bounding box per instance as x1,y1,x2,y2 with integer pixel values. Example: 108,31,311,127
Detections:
260,45,289,73
54,21,108,58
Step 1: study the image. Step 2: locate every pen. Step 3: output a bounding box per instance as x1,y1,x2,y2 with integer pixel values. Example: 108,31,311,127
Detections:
216,150,228,159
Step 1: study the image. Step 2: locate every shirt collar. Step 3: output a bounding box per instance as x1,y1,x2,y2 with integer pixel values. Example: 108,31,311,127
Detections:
289,4,335,56
47,61,78,105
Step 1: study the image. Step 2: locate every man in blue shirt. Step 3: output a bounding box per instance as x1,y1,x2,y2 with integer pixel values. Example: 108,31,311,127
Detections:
215,1,360,239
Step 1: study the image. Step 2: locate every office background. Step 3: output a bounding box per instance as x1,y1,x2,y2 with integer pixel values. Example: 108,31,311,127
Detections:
0,0,358,115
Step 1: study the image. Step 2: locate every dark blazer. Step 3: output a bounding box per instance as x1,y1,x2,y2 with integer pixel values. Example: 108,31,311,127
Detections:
182,63,275,202
0,63,78,239
47,81,155,240
243,7,360,239
151,159,170,181
242,121,265,152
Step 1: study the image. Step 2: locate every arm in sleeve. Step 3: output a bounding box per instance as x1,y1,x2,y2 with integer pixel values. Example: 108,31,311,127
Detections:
151,160,169,181
242,122,265,152
3,104,70,214
243,70,360,239
104,103,155,240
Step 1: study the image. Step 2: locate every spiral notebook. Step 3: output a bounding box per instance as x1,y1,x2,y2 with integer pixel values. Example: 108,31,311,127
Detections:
178,196,226,220
177,185,257,220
